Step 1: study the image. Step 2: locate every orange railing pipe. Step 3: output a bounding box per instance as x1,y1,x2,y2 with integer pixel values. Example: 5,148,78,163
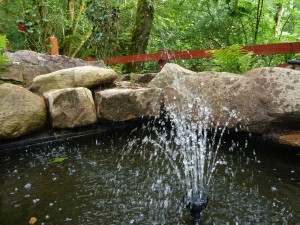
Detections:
104,42,300,66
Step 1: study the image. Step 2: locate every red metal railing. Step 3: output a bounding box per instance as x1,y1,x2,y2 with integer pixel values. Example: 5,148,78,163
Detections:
104,42,300,69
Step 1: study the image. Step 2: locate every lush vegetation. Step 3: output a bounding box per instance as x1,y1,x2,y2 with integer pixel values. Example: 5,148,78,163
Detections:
1,0,300,73
0,35,10,69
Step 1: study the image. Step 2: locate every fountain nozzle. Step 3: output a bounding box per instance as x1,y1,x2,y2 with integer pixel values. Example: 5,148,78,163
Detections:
183,190,208,225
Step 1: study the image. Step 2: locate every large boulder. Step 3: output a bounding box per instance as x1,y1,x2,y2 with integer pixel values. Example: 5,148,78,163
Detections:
149,64,300,133
1,50,106,85
0,83,47,139
95,84,163,121
43,87,97,129
30,66,118,94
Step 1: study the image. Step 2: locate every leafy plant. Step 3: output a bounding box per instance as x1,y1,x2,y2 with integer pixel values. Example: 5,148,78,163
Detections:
0,35,10,69
129,73,136,83
208,44,263,73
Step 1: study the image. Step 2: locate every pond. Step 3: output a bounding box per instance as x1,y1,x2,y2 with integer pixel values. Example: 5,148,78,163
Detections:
0,124,299,225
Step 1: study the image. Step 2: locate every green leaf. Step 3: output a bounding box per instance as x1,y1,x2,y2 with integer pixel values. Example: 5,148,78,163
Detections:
48,157,68,165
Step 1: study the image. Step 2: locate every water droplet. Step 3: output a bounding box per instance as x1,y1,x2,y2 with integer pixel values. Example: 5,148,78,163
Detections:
11,200,20,208
271,186,278,192
24,183,32,190
33,199,40,204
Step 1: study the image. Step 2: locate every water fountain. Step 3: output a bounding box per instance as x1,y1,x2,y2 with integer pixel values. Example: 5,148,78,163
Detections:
142,91,242,224
0,87,299,224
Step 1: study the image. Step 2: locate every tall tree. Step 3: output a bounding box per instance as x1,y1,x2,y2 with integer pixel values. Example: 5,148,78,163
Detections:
124,0,155,72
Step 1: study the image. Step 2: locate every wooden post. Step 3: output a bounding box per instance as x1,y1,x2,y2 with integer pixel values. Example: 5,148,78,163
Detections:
47,37,59,55
158,60,167,70
158,49,171,70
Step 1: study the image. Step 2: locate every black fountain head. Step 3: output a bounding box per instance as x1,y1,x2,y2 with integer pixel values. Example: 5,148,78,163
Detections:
183,190,209,225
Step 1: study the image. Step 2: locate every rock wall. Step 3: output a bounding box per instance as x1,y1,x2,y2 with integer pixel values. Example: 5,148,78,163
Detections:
0,62,299,148
0,65,162,139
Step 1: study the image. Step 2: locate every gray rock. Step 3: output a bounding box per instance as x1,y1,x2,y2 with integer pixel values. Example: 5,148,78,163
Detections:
0,83,47,139
30,66,118,94
43,87,97,128
1,50,106,85
148,63,196,88
95,86,163,121
152,65,300,133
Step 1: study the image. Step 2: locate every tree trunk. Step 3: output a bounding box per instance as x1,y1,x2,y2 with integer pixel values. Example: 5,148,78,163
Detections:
274,4,285,38
124,0,155,73
61,0,88,57
61,0,74,56
253,0,264,44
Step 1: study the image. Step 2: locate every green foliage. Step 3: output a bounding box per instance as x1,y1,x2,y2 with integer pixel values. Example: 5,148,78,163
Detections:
1,0,300,73
209,45,263,73
83,1,122,59
0,1,24,51
0,35,10,69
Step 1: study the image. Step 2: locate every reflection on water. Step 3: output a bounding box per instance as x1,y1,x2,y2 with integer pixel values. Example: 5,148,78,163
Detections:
0,126,299,225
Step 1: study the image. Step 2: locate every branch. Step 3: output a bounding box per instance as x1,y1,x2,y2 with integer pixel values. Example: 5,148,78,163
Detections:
70,29,92,58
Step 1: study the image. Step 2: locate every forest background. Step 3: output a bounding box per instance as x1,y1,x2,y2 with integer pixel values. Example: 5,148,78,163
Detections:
0,0,300,73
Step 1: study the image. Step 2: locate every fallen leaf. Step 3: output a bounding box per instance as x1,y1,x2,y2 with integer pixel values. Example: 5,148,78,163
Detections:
29,217,37,224
48,157,68,165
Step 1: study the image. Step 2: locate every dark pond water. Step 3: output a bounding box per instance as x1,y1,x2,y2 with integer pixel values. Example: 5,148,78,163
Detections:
0,125,299,225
